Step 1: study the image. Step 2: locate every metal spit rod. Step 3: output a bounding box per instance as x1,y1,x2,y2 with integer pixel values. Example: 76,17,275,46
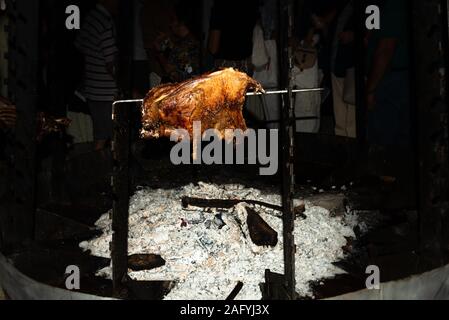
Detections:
112,88,325,107
112,99,144,106
246,88,325,96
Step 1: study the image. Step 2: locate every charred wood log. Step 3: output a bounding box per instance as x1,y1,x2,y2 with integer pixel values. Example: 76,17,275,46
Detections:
182,196,281,211
246,207,278,247
226,282,244,301
128,254,166,272
182,196,306,219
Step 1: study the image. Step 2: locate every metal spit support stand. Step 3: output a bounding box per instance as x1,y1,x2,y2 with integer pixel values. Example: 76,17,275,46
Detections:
110,88,323,296
278,0,297,300
111,99,141,297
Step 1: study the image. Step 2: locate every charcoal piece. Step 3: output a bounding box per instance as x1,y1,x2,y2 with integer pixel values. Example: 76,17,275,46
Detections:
226,282,244,300
246,208,278,247
128,254,166,272
199,236,214,248
294,204,307,219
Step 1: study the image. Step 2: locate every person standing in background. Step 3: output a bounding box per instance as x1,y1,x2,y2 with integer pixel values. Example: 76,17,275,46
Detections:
364,0,411,181
75,0,119,151
366,0,410,147
208,0,259,74
152,2,201,83
330,0,356,138
141,0,176,79
259,0,278,41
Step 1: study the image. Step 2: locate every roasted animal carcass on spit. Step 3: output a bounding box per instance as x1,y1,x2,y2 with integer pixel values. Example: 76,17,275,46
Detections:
141,68,264,141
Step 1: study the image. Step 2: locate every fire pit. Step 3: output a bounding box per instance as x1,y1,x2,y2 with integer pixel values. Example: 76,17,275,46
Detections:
80,182,360,300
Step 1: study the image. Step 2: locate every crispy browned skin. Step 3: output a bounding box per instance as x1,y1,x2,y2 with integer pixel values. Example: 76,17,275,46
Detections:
141,68,264,140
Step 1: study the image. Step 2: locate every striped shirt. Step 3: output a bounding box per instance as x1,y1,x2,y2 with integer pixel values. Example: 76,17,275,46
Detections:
75,4,118,102
0,101,16,129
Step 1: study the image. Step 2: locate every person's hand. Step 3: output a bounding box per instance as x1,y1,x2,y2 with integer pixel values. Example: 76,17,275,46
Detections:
339,31,354,45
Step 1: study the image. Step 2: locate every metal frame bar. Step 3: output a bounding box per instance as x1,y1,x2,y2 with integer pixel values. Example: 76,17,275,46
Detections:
411,0,449,268
111,100,134,296
110,89,324,106
279,0,296,300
